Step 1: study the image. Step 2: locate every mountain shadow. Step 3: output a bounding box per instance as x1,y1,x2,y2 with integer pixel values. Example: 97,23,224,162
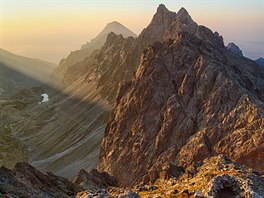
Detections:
0,62,107,179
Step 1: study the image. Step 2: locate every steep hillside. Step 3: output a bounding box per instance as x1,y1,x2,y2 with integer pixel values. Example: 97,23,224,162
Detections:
98,19,264,187
0,63,43,91
0,50,57,168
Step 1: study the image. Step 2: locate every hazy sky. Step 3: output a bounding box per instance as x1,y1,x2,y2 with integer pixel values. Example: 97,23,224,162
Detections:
1,0,263,63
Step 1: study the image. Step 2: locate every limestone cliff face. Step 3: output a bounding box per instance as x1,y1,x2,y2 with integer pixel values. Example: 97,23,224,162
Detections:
98,31,264,187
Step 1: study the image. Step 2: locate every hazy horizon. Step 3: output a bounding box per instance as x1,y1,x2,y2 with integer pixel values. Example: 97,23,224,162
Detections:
1,0,263,63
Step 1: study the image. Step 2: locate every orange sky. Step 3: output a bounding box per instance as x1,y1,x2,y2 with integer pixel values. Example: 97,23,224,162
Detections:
1,0,263,63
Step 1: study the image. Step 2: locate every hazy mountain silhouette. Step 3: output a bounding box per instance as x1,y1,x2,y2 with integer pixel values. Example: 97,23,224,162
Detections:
52,21,136,81
0,48,56,84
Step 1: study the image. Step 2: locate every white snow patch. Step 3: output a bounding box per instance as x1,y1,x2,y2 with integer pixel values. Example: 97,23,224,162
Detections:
41,93,49,103
0,88,5,94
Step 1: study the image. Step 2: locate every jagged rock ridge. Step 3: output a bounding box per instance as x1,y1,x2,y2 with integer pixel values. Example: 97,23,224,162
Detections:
2,156,263,197
0,162,83,198
98,11,264,186
61,4,225,103
256,57,264,68
226,42,243,56
52,21,137,82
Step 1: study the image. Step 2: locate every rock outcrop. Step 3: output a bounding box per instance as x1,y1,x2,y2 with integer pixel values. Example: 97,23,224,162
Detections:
74,168,118,190
256,57,264,68
135,155,264,197
226,42,243,56
2,156,263,197
0,162,83,198
98,30,264,186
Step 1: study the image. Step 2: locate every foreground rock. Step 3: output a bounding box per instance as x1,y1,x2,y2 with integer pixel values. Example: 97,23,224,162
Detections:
0,162,83,198
1,156,263,197
135,155,264,197
76,189,140,198
74,168,118,190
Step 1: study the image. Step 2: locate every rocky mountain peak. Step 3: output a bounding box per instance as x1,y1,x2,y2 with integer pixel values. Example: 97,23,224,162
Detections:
226,42,243,56
52,21,136,81
176,7,193,22
150,4,176,25
156,4,169,12
100,21,137,38
106,21,122,27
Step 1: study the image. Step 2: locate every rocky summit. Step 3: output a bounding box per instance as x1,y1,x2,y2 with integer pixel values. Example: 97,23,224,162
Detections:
226,43,243,56
98,5,264,187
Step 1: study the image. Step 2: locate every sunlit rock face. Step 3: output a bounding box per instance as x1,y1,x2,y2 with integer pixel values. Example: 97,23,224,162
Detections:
98,6,264,187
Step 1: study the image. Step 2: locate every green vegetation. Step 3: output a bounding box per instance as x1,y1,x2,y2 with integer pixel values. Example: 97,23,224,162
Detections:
0,124,28,167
